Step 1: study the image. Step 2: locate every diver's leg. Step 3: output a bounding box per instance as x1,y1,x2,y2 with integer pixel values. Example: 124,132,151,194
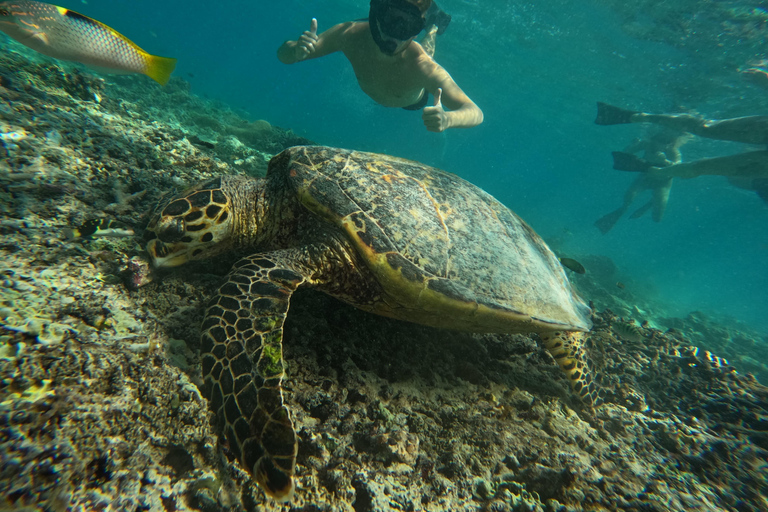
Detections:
634,114,768,145
594,177,643,234
650,178,673,222
692,117,768,145
628,201,653,220
653,151,768,180
630,113,708,134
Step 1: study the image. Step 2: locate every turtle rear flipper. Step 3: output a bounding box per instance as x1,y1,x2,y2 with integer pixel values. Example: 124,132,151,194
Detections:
200,250,308,501
595,102,638,125
539,331,603,406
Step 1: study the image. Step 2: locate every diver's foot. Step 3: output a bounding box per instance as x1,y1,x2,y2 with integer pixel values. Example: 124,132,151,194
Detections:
426,2,451,35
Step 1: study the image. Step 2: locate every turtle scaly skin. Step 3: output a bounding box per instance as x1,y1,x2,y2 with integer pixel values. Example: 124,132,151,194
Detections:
201,252,305,498
145,146,602,500
540,331,601,404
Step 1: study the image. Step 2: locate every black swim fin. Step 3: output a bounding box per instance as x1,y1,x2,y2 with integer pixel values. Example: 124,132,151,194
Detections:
612,151,654,172
595,102,638,125
594,209,623,234
629,201,653,219
426,2,451,35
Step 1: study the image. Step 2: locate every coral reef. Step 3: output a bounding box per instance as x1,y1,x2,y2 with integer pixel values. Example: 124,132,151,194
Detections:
566,253,768,383
1,44,767,511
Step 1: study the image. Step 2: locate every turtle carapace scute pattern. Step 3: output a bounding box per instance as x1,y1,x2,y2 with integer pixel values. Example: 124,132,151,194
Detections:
144,146,601,501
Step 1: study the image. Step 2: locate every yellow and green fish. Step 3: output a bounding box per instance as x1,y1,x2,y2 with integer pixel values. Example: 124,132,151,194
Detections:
0,0,176,85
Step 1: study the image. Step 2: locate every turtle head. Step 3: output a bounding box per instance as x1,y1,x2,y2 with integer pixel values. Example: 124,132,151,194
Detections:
145,177,240,268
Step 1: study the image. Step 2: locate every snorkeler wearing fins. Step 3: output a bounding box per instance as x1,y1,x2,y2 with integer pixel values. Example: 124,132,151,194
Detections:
0,0,176,85
595,102,768,208
277,0,483,132
594,129,691,234
611,150,768,204
595,102,768,146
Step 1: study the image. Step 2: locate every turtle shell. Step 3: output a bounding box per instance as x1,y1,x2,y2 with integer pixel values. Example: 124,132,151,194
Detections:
278,146,591,333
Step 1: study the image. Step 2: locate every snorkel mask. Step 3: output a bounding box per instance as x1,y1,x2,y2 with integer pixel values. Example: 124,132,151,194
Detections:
369,0,426,55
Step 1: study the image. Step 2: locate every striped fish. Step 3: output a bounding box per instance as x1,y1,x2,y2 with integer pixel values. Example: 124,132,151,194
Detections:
670,346,732,371
63,218,134,240
0,1,176,85
611,320,646,343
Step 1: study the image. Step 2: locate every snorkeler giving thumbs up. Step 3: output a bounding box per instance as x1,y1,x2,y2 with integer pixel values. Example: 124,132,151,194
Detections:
295,18,319,61
276,0,483,132
423,87,450,132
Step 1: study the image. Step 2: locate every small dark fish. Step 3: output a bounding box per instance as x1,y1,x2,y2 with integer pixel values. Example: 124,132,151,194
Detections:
559,257,586,274
616,281,625,289
64,218,134,240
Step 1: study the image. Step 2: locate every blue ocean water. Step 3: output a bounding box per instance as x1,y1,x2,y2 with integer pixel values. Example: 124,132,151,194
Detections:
20,0,768,331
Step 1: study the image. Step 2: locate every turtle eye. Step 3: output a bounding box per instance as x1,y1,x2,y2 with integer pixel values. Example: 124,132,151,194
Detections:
157,218,186,243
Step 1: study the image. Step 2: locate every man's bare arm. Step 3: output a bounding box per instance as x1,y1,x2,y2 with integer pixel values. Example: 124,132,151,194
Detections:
278,19,351,64
422,64,483,131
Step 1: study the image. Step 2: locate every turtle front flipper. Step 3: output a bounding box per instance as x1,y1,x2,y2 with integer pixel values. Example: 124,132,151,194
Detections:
200,251,309,501
539,331,603,407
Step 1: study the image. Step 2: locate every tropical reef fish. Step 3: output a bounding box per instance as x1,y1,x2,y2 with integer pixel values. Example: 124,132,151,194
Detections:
559,257,586,274
63,218,134,240
671,346,732,370
612,320,645,343
0,1,176,85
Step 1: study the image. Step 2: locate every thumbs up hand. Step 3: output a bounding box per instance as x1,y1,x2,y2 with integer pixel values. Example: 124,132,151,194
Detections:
422,88,449,132
296,18,319,60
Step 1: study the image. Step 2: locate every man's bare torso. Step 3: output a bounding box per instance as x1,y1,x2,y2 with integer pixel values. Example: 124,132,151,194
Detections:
340,22,433,108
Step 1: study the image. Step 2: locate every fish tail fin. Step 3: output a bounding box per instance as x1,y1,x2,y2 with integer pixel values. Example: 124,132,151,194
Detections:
144,54,177,86
612,151,653,172
595,102,637,125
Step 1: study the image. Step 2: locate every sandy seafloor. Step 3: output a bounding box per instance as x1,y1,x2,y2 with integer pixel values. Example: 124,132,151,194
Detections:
1,50,768,512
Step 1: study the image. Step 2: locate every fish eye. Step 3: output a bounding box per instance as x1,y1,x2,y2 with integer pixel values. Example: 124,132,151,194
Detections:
157,218,185,242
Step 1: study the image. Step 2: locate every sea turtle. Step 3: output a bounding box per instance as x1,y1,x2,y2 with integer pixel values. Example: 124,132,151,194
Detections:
144,146,600,501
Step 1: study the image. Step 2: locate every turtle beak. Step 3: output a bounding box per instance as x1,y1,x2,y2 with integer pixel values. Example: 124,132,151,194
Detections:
146,239,189,268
